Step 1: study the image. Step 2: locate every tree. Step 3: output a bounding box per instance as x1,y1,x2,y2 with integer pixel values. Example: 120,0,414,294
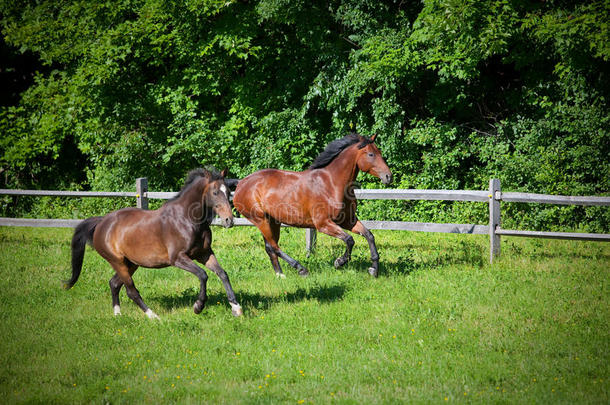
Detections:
1,0,608,230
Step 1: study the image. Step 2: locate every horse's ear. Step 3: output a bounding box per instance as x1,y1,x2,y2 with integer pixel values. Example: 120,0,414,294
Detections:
370,134,377,142
220,168,229,178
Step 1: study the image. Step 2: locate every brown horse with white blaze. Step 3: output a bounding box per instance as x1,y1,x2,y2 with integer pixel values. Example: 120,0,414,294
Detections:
233,133,391,277
65,168,243,318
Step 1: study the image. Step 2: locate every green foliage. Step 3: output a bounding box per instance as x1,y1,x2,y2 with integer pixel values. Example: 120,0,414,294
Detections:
0,0,608,231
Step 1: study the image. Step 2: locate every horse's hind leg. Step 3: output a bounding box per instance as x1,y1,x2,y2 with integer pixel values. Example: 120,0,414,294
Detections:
263,219,286,278
275,247,309,276
109,274,123,315
109,262,138,316
264,238,285,278
251,217,302,277
111,261,159,319
258,218,308,277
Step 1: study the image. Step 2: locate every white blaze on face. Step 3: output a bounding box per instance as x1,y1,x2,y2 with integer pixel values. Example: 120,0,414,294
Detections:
220,184,229,199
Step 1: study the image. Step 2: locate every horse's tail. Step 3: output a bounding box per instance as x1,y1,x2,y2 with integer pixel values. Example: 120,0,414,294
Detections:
64,216,102,290
225,178,240,190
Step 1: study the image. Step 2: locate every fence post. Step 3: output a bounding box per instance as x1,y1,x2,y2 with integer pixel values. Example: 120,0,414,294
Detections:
136,177,148,210
489,178,501,263
306,228,317,257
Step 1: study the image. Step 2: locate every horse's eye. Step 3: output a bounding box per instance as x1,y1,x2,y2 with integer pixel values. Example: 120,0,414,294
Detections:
368,153,374,157
213,191,219,196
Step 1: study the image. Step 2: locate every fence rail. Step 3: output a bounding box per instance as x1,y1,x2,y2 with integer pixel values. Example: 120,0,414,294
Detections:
494,229,610,242
353,189,489,202
0,189,137,198
497,191,609,206
1,178,609,263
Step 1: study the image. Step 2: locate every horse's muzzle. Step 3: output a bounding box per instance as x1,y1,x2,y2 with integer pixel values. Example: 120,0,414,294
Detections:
222,217,234,228
381,172,392,185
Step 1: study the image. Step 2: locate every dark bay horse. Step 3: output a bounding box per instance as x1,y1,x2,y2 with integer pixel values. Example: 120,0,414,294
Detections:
65,168,243,318
233,133,391,278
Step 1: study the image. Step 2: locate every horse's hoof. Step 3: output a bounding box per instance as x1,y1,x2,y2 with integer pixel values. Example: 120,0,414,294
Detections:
298,268,309,277
145,309,160,320
334,257,347,268
193,300,205,314
114,305,121,316
231,303,243,317
368,267,378,277
275,273,286,279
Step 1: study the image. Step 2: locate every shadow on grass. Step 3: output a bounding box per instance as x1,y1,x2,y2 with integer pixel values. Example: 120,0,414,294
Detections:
342,240,487,277
150,283,346,313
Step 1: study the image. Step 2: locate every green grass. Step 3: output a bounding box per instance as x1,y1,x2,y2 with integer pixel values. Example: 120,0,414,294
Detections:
0,226,608,404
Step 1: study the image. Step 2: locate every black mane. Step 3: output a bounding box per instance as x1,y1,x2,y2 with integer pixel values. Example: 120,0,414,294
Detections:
309,133,373,170
167,168,222,203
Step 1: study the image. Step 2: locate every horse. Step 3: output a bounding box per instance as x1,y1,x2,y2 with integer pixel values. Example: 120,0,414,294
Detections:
65,168,243,318
233,133,391,278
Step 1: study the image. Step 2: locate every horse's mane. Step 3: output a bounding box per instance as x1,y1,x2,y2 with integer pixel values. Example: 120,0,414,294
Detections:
309,133,373,170
166,168,222,203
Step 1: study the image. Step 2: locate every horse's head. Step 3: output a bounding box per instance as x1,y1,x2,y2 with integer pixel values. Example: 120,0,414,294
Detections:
204,168,234,228
356,134,392,185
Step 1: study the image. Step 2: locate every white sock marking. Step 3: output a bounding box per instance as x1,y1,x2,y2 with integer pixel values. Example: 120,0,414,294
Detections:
230,302,243,316
113,305,121,316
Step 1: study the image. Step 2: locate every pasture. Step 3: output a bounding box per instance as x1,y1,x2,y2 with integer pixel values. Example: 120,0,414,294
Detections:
0,226,608,404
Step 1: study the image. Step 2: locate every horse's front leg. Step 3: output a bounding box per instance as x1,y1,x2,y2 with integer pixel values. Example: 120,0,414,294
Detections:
351,220,379,277
173,252,209,314
203,251,243,317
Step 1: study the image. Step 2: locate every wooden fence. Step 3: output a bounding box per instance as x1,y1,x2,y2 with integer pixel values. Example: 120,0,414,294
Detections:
1,178,608,263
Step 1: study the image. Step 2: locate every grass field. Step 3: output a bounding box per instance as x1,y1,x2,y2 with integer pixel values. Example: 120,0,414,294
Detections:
0,225,608,404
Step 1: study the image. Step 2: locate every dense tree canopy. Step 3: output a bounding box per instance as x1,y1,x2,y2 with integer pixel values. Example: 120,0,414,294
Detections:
1,0,608,230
